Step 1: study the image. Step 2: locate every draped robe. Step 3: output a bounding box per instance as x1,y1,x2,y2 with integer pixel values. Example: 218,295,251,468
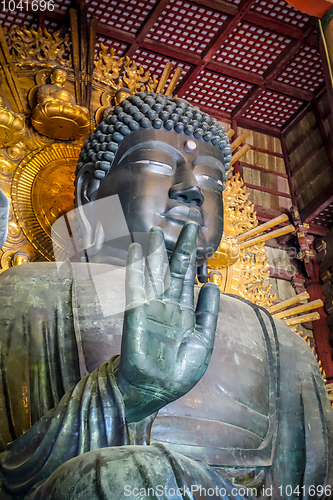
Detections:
0,263,332,499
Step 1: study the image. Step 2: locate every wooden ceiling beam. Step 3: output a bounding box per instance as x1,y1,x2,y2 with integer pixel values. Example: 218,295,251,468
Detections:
301,183,333,223
243,11,303,39
268,81,313,102
190,0,238,16
254,206,329,236
231,21,315,120
196,104,282,137
96,23,135,45
280,134,297,206
140,39,200,65
175,0,257,96
235,116,281,137
206,61,262,85
124,0,171,60
308,224,330,236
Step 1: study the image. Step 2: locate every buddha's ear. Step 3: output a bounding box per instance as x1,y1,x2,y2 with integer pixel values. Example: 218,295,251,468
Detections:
75,163,101,207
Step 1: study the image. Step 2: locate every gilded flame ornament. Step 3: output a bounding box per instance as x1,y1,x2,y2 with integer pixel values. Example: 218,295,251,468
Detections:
5,26,71,67
207,173,276,308
94,45,158,94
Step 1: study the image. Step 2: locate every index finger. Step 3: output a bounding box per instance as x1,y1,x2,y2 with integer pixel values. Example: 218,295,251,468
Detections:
164,221,198,301
125,242,145,308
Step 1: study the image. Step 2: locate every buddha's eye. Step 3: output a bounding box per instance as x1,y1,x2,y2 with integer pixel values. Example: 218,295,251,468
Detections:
133,160,174,175
197,174,224,190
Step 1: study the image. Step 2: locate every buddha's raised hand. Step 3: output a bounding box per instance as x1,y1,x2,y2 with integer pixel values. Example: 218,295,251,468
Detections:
114,222,220,423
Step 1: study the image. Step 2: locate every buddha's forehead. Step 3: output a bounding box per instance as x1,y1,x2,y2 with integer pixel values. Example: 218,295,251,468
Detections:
53,68,66,76
113,128,225,170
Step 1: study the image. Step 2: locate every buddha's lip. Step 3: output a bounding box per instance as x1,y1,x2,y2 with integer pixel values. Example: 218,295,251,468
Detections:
162,205,203,225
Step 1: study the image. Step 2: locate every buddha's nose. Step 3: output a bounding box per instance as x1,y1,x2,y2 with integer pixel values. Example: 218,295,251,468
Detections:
169,168,204,207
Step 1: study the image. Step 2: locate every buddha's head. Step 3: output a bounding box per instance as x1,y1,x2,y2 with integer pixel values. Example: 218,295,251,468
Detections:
115,88,132,106
12,251,30,266
75,93,231,264
50,67,68,87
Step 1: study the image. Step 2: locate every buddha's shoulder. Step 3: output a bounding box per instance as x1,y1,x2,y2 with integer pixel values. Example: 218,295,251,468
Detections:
216,291,312,352
0,261,122,289
0,262,69,285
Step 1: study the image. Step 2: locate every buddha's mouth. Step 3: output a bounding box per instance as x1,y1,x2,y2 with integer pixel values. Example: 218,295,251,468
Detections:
162,205,203,225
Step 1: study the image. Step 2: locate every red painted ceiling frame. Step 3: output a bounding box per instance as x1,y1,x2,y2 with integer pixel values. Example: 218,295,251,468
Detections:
285,0,332,18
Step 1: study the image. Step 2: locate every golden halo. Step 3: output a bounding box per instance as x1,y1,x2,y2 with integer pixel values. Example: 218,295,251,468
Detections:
11,143,80,261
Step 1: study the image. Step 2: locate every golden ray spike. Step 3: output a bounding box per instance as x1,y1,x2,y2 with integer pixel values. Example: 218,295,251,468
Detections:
273,299,323,320
236,214,290,242
0,23,26,113
227,129,235,139
156,61,173,94
230,131,250,152
165,67,183,96
239,224,295,250
267,291,310,314
230,144,251,166
285,312,320,326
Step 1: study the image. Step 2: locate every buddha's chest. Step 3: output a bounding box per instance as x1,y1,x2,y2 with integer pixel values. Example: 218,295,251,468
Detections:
78,279,272,431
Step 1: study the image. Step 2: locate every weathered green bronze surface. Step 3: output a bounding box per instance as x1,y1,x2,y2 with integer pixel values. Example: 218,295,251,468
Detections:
0,93,332,499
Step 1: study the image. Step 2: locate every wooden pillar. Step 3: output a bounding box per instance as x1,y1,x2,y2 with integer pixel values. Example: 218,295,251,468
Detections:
231,119,240,176
291,205,333,378
319,7,333,130
306,267,333,380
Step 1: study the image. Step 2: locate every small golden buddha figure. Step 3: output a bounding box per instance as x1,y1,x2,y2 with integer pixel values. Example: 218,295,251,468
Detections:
31,67,91,140
12,250,30,266
0,96,25,148
101,87,132,122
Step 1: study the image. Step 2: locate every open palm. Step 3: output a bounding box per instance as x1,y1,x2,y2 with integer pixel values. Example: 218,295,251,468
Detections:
115,222,220,423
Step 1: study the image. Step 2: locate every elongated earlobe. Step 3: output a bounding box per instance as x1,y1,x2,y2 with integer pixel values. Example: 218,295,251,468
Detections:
75,163,105,253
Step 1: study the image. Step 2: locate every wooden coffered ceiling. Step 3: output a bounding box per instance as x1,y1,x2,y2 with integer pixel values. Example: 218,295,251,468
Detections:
1,0,332,232
0,0,324,136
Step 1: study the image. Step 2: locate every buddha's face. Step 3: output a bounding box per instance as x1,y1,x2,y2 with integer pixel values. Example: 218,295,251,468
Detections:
51,69,67,87
12,252,29,266
95,128,224,264
115,91,132,105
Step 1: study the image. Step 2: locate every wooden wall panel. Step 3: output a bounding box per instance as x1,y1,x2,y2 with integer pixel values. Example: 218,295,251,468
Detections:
236,127,291,215
298,168,333,211
285,110,317,152
238,127,282,153
293,147,329,192
241,149,286,174
289,129,324,173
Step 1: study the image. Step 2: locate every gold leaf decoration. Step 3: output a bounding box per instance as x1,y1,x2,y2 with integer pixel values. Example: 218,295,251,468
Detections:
207,174,276,308
223,172,258,238
94,45,124,87
5,26,71,67
94,45,158,93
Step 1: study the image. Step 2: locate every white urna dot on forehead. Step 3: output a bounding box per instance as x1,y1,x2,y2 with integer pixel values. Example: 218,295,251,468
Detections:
184,140,196,153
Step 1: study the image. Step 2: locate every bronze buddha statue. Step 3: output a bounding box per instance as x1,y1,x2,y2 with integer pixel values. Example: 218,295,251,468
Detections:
0,93,332,499
31,67,91,140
